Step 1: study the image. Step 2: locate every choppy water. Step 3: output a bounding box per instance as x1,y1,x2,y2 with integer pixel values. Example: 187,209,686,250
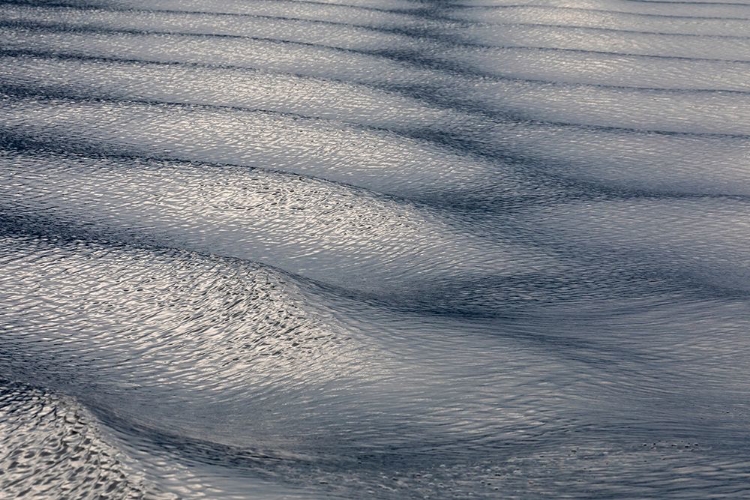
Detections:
1,0,750,498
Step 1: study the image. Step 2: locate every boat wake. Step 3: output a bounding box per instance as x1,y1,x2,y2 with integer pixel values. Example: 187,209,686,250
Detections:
2,0,750,497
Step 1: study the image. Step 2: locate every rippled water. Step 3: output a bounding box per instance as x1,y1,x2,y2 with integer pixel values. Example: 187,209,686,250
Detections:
1,0,750,498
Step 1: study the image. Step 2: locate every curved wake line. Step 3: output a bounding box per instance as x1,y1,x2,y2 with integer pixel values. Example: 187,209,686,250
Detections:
7,3,750,43
470,20,750,40
6,19,750,65
2,207,739,360
5,77,749,141
3,124,748,214
452,4,750,21
5,47,749,97
0,0,427,17
622,0,750,6
0,0,459,30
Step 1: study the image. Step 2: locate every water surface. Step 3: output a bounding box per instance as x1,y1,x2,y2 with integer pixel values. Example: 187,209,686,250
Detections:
2,0,750,498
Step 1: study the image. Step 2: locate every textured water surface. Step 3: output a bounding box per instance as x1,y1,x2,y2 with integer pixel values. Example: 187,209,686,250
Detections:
1,0,750,498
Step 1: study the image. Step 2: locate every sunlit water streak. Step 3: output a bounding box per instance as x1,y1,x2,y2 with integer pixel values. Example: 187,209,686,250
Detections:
1,0,750,498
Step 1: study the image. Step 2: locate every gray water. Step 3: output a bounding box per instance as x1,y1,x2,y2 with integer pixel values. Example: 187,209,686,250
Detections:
1,0,750,498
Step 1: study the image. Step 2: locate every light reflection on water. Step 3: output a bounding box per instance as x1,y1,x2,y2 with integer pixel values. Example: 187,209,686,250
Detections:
1,0,750,498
